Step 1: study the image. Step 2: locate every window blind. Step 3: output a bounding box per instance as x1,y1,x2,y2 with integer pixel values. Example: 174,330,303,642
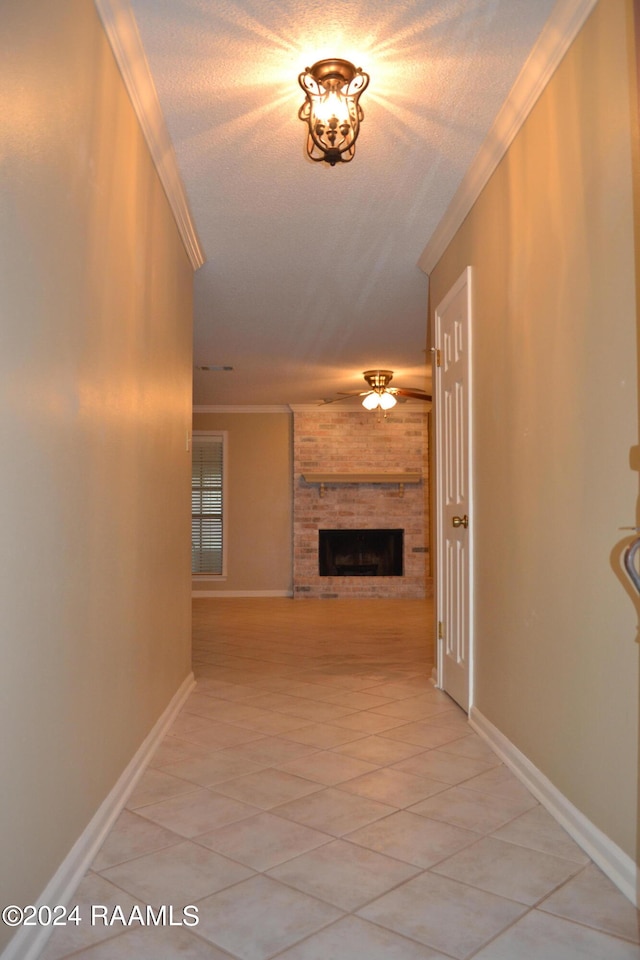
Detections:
192,434,224,575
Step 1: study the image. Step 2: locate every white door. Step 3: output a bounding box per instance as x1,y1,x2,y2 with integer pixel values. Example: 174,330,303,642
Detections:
434,267,473,712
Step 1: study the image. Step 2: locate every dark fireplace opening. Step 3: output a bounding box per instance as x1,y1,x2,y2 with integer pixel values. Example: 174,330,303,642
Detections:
319,529,403,577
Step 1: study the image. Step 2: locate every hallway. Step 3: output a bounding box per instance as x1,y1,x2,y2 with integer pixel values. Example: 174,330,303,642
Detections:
42,599,639,959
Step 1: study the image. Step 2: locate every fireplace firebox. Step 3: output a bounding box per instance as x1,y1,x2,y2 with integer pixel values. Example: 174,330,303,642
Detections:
319,529,403,577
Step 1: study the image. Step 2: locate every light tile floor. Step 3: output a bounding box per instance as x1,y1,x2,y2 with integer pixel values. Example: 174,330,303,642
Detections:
43,599,640,959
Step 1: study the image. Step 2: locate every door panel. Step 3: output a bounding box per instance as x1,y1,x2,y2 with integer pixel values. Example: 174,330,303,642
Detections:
435,268,473,711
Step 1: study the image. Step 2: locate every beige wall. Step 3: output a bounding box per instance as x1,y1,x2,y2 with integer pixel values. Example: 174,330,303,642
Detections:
192,413,293,594
430,0,639,860
0,0,193,945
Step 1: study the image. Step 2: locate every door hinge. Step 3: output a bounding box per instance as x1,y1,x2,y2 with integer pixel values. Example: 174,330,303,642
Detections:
430,346,442,368
438,620,444,640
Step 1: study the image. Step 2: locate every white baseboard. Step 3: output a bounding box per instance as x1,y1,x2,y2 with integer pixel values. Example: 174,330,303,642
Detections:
192,590,293,598
2,672,196,960
470,706,639,907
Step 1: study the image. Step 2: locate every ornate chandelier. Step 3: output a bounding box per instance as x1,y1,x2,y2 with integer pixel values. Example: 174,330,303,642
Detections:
298,59,369,166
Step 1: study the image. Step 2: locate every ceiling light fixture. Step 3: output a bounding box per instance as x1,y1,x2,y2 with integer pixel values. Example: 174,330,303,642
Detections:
298,59,369,166
320,370,431,409
361,370,397,411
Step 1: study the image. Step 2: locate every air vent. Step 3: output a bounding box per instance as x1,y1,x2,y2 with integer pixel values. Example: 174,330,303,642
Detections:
194,365,234,371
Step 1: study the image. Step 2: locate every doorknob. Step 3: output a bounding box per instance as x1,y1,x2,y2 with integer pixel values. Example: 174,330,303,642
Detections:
623,535,640,595
452,515,469,529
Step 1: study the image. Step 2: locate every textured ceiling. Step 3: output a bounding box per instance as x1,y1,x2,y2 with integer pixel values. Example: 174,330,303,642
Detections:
129,0,557,406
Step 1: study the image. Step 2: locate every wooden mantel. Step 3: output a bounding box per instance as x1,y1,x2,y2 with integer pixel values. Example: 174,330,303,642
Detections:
301,472,422,498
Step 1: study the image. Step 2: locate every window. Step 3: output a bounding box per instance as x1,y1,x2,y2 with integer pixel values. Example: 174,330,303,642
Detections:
191,432,226,576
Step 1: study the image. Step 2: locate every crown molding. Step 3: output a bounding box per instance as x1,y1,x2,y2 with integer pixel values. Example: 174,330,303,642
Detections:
94,0,205,271
289,401,428,413
289,403,367,413
418,0,599,276
193,405,292,413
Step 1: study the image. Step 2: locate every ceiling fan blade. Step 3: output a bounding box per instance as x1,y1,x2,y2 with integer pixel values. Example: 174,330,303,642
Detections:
394,388,433,402
319,391,368,405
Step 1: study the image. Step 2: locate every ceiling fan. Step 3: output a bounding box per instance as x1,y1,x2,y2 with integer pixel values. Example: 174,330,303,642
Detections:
321,370,432,411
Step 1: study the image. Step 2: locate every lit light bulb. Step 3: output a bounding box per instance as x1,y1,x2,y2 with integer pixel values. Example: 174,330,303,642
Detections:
315,91,348,124
362,392,380,410
378,391,397,410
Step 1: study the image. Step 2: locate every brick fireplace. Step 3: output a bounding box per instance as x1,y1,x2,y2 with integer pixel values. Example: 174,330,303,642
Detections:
292,405,431,599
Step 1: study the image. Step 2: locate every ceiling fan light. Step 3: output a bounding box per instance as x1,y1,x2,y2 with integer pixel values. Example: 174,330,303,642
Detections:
362,392,380,410
378,391,397,410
